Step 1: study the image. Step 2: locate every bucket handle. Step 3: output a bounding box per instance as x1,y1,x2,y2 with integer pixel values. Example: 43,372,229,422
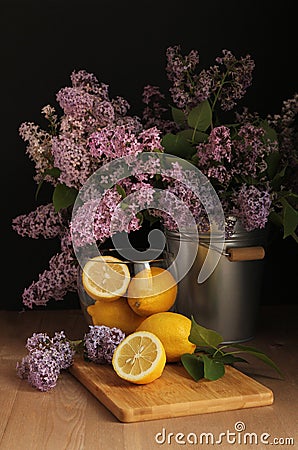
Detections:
226,246,265,262
200,242,265,261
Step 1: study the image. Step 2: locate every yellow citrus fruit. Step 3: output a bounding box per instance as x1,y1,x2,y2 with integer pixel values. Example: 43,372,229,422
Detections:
87,297,144,335
127,267,177,317
136,311,196,362
82,255,130,302
112,330,166,384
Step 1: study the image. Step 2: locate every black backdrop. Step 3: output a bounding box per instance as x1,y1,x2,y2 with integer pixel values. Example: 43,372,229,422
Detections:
2,0,297,310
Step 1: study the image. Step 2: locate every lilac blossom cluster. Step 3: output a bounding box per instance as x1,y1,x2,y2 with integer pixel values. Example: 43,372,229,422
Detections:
16,331,75,391
194,124,276,231
231,185,272,231
84,325,125,364
142,46,255,132
12,203,64,239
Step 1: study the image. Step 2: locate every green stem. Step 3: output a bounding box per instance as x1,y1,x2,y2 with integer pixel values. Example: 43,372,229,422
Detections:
213,345,229,358
211,75,229,112
68,339,84,353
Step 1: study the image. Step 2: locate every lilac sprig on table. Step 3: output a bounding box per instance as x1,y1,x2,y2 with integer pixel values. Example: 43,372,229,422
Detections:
16,331,75,391
16,325,125,392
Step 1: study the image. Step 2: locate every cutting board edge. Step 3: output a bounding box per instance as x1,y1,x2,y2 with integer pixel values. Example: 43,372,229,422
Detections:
114,394,275,423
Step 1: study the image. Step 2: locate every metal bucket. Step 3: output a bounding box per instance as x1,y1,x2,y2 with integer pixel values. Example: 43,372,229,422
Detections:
165,223,267,343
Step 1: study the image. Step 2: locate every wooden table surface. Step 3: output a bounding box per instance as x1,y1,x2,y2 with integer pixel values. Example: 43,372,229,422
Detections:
1,306,297,450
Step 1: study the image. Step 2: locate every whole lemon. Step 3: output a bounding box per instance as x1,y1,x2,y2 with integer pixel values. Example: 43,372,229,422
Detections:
136,311,196,362
127,267,177,317
87,297,144,335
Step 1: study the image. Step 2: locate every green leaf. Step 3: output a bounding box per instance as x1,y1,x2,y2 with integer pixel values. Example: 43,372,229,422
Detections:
268,210,283,228
35,167,61,200
233,344,283,376
265,152,281,180
181,353,204,381
178,129,209,145
52,183,78,212
142,210,160,226
35,180,44,200
201,354,225,380
270,165,287,190
189,316,223,348
213,354,248,364
195,346,217,355
281,198,298,239
187,100,212,132
136,211,144,226
116,184,126,198
260,120,278,142
161,132,195,159
171,107,186,126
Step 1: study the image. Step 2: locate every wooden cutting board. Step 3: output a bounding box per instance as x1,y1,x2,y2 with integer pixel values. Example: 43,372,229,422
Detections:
69,357,274,422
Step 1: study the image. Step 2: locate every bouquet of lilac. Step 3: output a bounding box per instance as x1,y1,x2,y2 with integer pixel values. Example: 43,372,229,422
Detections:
12,46,298,309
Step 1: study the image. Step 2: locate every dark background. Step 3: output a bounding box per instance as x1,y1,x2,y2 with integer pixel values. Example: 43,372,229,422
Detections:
1,0,297,310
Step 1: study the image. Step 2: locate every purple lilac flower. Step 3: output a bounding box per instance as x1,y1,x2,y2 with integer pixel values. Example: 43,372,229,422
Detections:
70,69,108,96
142,85,178,133
231,185,272,231
232,124,274,178
111,96,130,116
165,46,254,112
196,126,233,185
12,204,64,239
71,189,123,247
52,135,97,189
52,331,76,369
268,94,298,169
16,331,75,391
70,185,144,248
22,248,78,308
166,45,201,110
208,126,232,162
84,325,125,364
196,123,276,185
19,122,53,183
207,49,255,111
88,125,163,161
57,87,94,119
19,351,60,392
25,331,75,370
192,69,213,103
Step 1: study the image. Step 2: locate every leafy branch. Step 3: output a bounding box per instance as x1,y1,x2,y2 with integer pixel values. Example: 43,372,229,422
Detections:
181,316,283,382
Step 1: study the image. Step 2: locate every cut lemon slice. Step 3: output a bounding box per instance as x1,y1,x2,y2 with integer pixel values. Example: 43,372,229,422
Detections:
82,255,130,302
112,331,166,384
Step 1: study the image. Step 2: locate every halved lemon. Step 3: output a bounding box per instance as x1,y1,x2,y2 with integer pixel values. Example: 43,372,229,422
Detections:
82,255,130,302
112,331,166,384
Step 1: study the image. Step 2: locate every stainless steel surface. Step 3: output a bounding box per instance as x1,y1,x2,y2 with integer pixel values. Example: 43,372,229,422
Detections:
165,225,267,343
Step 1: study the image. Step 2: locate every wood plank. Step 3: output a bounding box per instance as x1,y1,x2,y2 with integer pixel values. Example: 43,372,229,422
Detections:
69,358,274,423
